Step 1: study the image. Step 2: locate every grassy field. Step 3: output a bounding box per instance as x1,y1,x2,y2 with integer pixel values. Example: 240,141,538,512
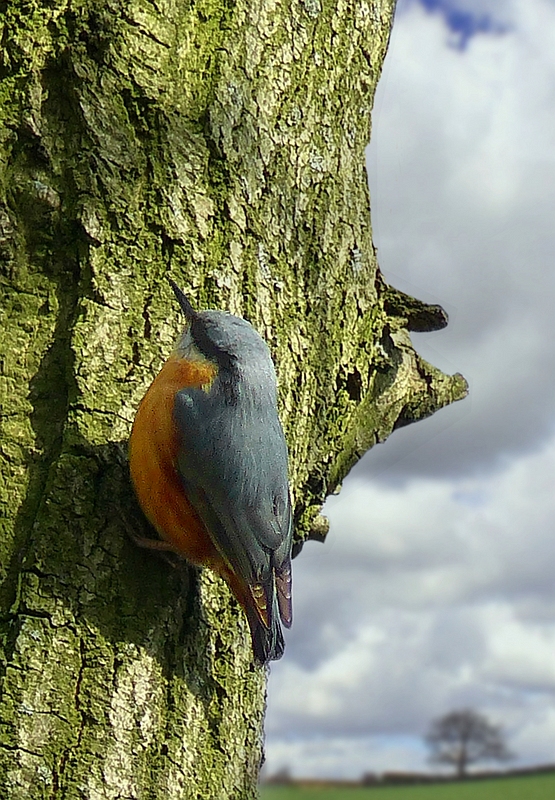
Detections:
260,772,555,800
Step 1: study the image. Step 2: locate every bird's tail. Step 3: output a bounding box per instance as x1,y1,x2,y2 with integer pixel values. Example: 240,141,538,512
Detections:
245,596,285,666
247,558,292,665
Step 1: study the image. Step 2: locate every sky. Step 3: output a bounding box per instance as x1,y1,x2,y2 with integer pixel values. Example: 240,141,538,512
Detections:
263,0,555,780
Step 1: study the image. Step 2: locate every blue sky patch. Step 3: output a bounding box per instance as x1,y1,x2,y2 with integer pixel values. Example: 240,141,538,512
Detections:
416,0,509,49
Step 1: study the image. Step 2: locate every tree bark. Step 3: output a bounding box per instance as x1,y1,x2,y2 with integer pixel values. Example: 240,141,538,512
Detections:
0,0,467,796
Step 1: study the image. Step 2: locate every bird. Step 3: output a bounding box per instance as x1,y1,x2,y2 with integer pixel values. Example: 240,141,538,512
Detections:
128,278,293,665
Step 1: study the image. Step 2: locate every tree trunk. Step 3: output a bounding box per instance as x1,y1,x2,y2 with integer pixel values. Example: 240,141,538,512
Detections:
0,0,466,796
456,748,468,779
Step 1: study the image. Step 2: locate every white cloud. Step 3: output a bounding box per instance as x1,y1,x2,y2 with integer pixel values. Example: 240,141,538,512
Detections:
512,707,555,765
482,606,555,689
266,434,555,776
364,0,555,479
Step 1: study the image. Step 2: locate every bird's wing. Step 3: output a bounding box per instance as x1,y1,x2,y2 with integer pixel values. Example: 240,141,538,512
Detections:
173,384,293,596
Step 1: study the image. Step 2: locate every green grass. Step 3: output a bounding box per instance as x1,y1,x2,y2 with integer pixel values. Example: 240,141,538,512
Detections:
260,772,555,800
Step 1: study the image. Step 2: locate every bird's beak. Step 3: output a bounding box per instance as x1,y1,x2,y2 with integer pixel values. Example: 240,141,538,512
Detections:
168,278,197,320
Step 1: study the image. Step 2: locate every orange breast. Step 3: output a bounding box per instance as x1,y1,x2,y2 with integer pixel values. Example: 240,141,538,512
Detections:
129,355,221,568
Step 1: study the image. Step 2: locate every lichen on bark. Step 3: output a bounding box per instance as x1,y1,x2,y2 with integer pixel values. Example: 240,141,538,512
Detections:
0,0,466,796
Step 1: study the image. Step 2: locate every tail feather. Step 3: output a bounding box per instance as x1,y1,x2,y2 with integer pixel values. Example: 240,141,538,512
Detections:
246,579,285,666
247,608,285,666
245,589,285,666
222,567,285,664
275,559,292,628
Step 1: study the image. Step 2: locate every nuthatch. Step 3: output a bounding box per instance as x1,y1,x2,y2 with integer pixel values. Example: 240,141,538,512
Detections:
129,279,293,665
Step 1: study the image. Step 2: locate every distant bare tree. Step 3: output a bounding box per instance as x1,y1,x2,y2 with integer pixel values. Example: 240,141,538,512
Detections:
425,709,513,778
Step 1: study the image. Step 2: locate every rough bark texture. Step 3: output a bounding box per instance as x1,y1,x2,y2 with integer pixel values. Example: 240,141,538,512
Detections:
0,0,467,797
